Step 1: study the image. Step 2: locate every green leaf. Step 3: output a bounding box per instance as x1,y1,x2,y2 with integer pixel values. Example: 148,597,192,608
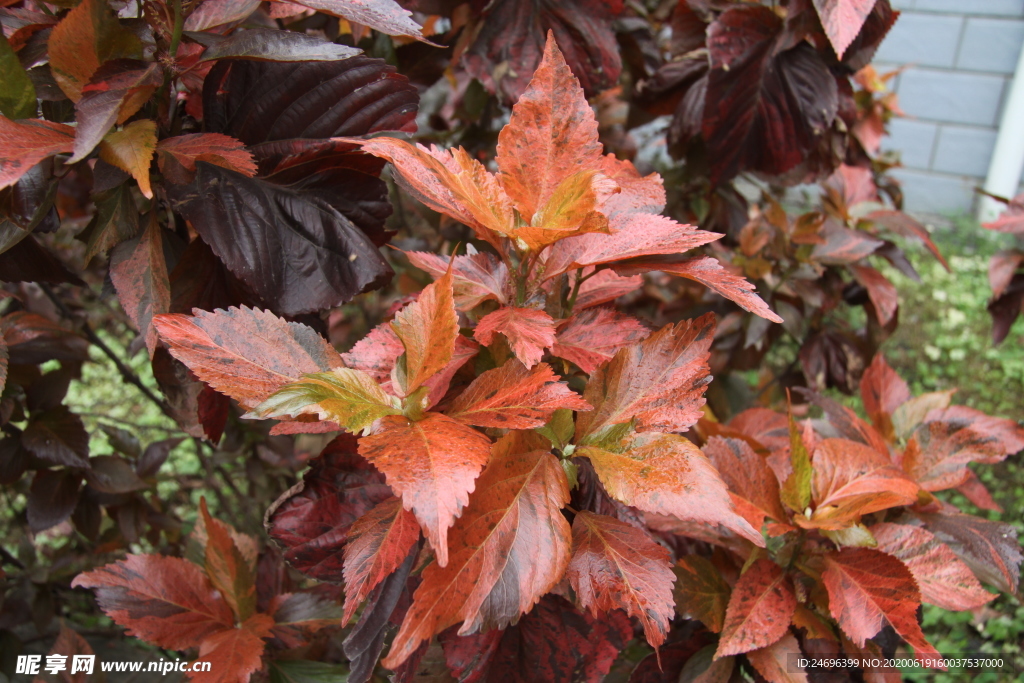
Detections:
535,408,575,450
780,411,812,513
0,34,36,119
248,368,400,434
269,660,349,683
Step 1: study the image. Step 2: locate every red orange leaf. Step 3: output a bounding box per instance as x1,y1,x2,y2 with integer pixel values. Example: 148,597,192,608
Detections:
573,269,643,310
70,554,234,650
822,548,941,664
153,307,343,410
156,133,257,179
859,354,910,440
390,265,458,395
746,632,809,683
494,32,603,224
0,117,74,190
446,359,590,429
191,613,273,683
616,256,782,323
383,432,571,668
341,320,404,384
801,438,918,530
109,217,169,358
358,413,491,567
579,432,763,546
406,251,509,311
715,558,795,658
813,0,877,59
704,436,789,529
360,137,514,246
474,306,557,369
265,434,391,582
568,510,675,649
867,210,950,271
849,264,898,326
199,499,256,622
871,522,994,611
673,555,731,633
514,169,615,250
551,308,650,374
342,496,420,623
577,313,714,441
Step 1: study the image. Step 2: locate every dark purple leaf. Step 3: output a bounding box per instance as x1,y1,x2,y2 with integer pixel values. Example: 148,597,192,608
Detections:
22,406,89,468
28,469,82,532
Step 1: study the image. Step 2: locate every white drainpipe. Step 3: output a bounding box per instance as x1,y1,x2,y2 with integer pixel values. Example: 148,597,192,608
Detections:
979,37,1024,223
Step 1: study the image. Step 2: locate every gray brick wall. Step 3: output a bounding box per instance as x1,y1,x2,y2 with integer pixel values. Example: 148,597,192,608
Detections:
875,0,1024,214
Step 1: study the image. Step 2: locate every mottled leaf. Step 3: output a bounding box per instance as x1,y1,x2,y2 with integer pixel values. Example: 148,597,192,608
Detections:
406,250,509,311
201,498,257,621
704,436,789,529
110,217,169,357
716,558,794,658
342,497,420,623
474,307,557,369
156,133,257,179
71,554,235,649
822,548,940,664
154,306,344,409
871,522,994,611
47,0,142,101
746,632,808,683
916,511,1022,594
99,119,157,199
390,265,458,395
577,313,714,441
860,354,909,440
359,413,492,567
383,433,571,668
446,359,590,429
568,511,675,649
191,613,273,683
814,0,878,59
551,308,650,374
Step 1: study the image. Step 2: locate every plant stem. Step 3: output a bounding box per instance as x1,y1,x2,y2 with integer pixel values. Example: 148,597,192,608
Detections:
168,0,184,60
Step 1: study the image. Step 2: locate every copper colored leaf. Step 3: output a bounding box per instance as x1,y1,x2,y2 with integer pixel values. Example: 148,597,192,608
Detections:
406,250,509,311
390,265,458,395
422,334,480,410
515,169,615,250
266,435,392,582
70,60,163,164
153,306,344,410
821,548,940,663
956,469,1003,512
38,623,95,683
704,436,789,529
281,0,425,40
870,522,994,611
616,256,782,323
47,0,142,101
474,306,557,369
579,432,763,546
916,512,1022,594
200,498,256,622
715,558,794,658
983,193,1024,234
440,595,632,683
859,354,909,439
342,321,404,383
573,270,643,310
849,264,897,326
71,554,235,650
803,438,918,530
383,433,571,668
191,613,274,683
248,368,399,434
673,555,731,633
99,119,157,199
446,359,590,429
156,133,257,178
110,217,169,358
746,632,808,683
868,209,950,271
494,32,603,223
342,496,420,623
0,117,74,190
813,0,878,59
462,2,622,106
359,413,492,567
577,313,714,441
184,0,262,31
551,308,650,374
811,224,883,265
568,511,674,649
